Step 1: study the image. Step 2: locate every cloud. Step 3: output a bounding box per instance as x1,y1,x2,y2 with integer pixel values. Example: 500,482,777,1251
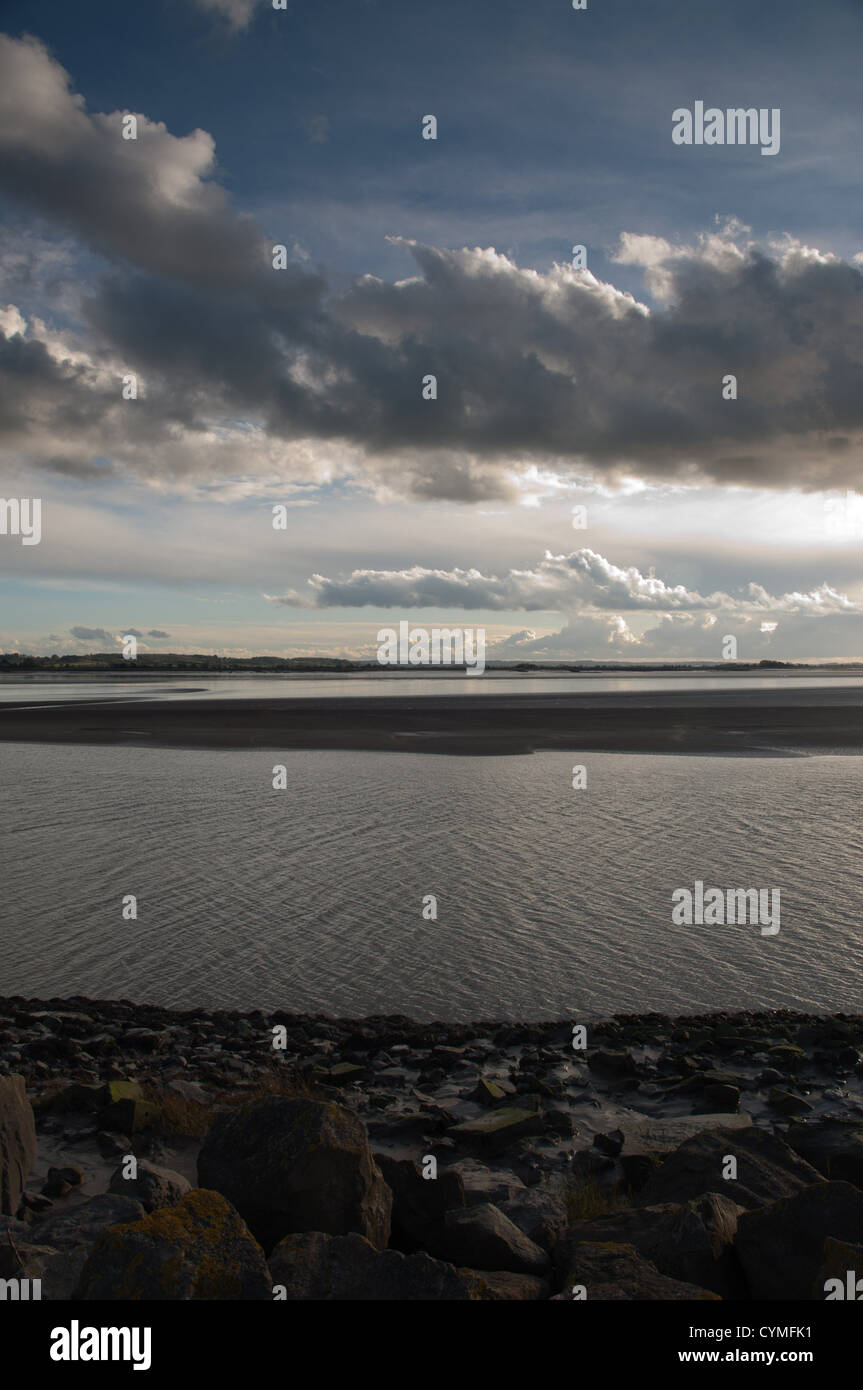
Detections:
269,547,859,618
192,0,258,32
69,625,112,642
0,34,271,287
3,37,863,500
489,609,863,662
148,629,170,638
263,545,863,658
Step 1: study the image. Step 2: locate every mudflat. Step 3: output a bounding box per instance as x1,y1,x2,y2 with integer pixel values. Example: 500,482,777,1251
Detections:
1,687,862,755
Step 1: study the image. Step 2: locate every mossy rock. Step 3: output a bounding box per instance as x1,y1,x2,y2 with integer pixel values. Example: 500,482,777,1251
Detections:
74,1188,272,1300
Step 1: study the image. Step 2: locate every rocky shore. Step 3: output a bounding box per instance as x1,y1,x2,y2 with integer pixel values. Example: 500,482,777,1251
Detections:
1,997,862,1300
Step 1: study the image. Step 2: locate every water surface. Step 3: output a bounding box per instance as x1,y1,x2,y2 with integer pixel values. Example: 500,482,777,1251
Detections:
2,743,860,1020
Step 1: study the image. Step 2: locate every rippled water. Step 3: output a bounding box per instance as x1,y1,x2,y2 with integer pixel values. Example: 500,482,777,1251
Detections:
1,743,861,1020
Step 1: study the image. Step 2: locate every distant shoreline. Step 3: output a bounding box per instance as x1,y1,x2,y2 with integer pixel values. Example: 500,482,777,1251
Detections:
2,687,863,756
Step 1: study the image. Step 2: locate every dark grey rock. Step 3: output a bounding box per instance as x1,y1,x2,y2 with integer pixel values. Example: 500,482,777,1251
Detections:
197,1096,392,1251
736,1181,863,1300
109,1158,191,1213
269,1230,547,1300
557,1241,720,1300
556,1192,745,1298
27,1193,145,1250
0,1075,37,1216
437,1202,550,1275
638,1125,823,1210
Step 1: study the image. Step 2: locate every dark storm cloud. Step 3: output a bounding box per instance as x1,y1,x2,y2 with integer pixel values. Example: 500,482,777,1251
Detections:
0,34,274,290
3,35,863,499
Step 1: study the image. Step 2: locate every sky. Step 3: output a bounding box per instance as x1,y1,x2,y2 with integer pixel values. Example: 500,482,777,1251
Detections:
1,0,862,661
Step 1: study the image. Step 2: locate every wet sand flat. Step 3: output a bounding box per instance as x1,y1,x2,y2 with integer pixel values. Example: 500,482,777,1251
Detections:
1,687,862,755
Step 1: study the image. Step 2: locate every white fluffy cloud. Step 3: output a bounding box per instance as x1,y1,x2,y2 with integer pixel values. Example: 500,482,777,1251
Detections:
270,547,859,618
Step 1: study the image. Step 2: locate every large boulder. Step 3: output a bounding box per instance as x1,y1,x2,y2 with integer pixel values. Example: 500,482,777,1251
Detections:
74,1188,272,1300
555,1193,744,1298
785,1120,863,1188
28,1193,145,1250
498,1185,569,1253
108,1159,191,1213
556,1241,720,1300
373,1154,464,1253
197,1097,392,1251
269,1231,548,1300
638,1126,822,1210
0,1075,37,1215
447,1158,526,1207
815,1237,863,1300
736,1181,863,1299
5,1242,89,1300
435,1202,550,1276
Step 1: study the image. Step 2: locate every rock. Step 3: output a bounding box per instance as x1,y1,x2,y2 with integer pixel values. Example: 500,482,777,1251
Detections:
49,1081,106,1113
571,1149,615,1181
620,1152,663,1192
373,1154,464,1252
447,1158,526,1207
472,1077,512,1107
458,1268,549,1299
28,1193,145,1250
14,1243,88,1300
19,1190,52,1215
596,1111,752,1161
123,1028,169,1053
448,1103,544,1154
167,1079,210,1105
815,1237,863,1300
311,1062,365,1086
768,1087,812,1117
42,1164,85,1198
74,1189,272,1300
767,1044,806,1071
594,1129,625,1157
638,1126,823,1210
587,1050,639,1079
97,1131,131,1158
785,1119,863,1187
268,1230,547,1300
46,1078,158,1132
498,1186,569,1253
437,1202,550,1275
108,1158,191,1213
197,1096,392,1251
98,1080,160,1133
700,1084,740,1114
736,1181,863,1299
556,1192,745,1298
557,1241,721,1300
0,1075,37,1215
